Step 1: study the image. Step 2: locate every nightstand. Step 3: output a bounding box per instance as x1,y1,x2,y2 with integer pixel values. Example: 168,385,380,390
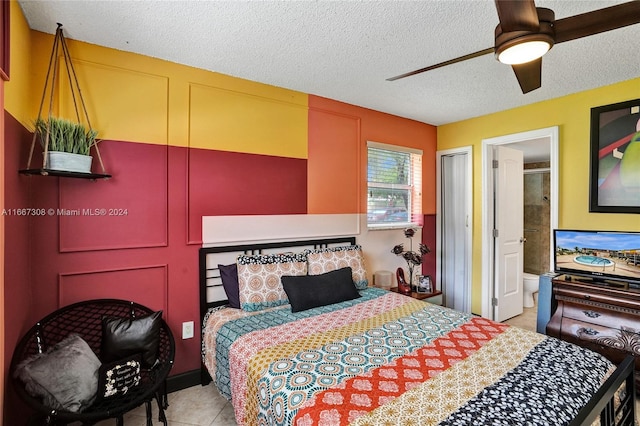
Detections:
389,287,443,305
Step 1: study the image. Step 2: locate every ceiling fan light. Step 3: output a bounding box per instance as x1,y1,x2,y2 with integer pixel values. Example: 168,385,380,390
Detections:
497,40,551,65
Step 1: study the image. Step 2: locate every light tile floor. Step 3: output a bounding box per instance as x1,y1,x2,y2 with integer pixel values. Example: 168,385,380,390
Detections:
503,302,538,332
87,383,237,426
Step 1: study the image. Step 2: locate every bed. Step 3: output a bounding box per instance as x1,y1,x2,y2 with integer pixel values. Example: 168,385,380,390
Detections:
199,237,636,426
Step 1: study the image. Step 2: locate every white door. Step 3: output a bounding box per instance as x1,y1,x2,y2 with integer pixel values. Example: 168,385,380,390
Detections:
440,152,471,312
494,146,524,322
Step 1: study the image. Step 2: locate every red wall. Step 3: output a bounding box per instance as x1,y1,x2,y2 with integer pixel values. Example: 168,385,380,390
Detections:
188,148,307,242
2,111,310,423
422,214,437,285
3,112,34,419
4,127,309,368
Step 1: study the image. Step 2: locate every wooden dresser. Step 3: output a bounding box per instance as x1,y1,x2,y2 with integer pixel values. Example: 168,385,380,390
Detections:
546,274,640,387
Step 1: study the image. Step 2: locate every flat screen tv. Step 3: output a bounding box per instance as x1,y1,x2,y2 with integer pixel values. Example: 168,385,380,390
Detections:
553,229,640,286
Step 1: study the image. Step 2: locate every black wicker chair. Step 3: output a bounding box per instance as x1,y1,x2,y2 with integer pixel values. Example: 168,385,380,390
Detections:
10,299,175,425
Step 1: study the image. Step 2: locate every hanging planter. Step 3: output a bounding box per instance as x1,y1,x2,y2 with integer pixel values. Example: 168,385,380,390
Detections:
47,152,92,174
21,23,109,179
34,116,97,173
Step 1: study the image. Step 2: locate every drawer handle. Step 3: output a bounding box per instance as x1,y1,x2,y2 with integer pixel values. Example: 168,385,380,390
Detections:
582,310,601,319
578,327,599,336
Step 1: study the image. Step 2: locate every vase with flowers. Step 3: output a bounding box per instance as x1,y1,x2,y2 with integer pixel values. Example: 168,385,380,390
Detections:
391,227,430,295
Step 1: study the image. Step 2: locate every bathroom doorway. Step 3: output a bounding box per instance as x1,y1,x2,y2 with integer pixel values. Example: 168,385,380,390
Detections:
481,126,559,320
523,165,551,276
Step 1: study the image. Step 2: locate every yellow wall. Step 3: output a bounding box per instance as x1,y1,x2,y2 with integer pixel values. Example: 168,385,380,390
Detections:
438,77,640,313
8,29,308,159
4,0,32,126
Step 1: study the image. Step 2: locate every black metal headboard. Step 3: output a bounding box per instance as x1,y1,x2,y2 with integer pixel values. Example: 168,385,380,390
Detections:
198,236,356,324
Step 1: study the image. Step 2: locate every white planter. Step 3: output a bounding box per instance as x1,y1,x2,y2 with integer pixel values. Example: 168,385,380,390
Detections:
46,151,93,174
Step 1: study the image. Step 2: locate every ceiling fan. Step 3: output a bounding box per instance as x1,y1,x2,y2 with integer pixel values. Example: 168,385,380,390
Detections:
387,0,640,93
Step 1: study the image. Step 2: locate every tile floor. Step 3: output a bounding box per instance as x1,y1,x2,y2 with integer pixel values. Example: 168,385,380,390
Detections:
88,383,237,426
503,302,538,332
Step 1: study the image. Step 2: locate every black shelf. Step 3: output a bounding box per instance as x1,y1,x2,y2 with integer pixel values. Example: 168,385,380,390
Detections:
19,169,111,180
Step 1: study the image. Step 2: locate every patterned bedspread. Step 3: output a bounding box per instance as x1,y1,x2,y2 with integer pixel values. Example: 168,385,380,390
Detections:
202,288,614,426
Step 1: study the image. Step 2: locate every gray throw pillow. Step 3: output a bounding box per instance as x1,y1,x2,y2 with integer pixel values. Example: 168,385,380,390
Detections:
14,333,101,413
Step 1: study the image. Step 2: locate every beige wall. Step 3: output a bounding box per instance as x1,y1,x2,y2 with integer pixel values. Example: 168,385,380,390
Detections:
438,78,640,313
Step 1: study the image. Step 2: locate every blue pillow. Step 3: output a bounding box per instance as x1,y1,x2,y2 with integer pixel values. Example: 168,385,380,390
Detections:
218,263,240,309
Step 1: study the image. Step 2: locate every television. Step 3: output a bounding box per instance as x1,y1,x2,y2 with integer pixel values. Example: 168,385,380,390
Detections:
553,229,640,287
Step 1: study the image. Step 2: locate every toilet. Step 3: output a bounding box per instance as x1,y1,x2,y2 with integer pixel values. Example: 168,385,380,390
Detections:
523,272,539,308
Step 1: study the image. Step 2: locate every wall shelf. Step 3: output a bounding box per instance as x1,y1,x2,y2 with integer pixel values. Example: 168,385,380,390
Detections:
19,169,111,180
24,24,110,177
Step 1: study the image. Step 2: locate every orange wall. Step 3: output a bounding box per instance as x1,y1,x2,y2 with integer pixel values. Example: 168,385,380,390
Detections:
308,96,437,215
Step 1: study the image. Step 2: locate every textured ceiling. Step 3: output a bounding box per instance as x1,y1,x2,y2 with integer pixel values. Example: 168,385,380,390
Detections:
18,0,640,126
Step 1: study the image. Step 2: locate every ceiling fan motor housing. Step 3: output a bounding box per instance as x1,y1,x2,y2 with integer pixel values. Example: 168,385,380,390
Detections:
494,8,555,63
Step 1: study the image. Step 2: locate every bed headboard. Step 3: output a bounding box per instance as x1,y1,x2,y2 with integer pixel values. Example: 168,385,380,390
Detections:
198,236,357,322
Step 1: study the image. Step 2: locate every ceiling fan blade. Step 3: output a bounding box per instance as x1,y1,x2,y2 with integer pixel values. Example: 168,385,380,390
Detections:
554,1,640,44
386,47,494,81
494,0,539,32
512,58,542,94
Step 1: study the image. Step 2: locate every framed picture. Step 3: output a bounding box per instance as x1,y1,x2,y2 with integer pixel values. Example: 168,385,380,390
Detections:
589,98,640,213
416,275,433,294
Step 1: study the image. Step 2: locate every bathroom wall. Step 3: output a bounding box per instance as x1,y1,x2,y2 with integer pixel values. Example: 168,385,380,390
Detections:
523,162,551,275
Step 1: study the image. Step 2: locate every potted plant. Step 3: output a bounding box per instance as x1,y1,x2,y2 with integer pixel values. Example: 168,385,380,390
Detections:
34,116,99,174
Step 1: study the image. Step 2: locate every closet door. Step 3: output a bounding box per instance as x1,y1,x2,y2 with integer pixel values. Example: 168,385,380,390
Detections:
440,152,470,313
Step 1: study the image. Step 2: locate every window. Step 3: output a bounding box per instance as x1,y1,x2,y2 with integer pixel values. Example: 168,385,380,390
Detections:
367,142,422,228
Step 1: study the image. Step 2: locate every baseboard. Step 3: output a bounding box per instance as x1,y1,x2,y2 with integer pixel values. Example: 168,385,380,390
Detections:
166,369,202,393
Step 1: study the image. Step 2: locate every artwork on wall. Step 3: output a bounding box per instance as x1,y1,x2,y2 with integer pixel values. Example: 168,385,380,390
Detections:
589,98,640,214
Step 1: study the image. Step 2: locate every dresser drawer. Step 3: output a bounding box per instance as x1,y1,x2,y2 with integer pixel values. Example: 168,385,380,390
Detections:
560,317,640,357
561,301,640,332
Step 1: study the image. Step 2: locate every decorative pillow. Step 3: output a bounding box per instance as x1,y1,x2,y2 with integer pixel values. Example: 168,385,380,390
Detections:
14,333,101,413
282,267,361,312
218,263,240,309
306,245,369,289
96,354,141,400
101,310,162,368
237,252,307,312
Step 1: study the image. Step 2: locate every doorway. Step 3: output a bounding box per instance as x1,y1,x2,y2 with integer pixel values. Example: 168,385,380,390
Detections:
436,146,472,313
481,126,559,320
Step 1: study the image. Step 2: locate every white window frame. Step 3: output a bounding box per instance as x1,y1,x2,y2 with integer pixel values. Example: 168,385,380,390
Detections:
366,141,423,230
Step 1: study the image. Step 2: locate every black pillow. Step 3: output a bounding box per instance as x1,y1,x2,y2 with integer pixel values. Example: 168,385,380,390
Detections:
218,263,240,309
96,354,141,401
282,267,361,313
101,310,162,368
